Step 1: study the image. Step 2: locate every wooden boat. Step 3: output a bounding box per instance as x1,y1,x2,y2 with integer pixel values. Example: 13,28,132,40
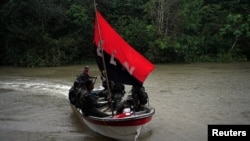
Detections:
70,96,155,141
68,7,155,141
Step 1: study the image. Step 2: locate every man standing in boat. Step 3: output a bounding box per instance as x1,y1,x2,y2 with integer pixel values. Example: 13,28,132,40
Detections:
76,66,95,83
75,65,97,90
131,84,148,111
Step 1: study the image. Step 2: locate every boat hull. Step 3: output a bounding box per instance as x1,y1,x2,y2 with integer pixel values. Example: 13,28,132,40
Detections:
70,104,154,141
83,118,143,141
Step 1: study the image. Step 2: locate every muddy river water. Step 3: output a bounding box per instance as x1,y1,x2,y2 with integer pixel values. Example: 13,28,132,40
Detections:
0,63,250,141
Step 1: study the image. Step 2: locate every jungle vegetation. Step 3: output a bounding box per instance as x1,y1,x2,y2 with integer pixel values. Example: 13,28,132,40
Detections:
0,0,250,67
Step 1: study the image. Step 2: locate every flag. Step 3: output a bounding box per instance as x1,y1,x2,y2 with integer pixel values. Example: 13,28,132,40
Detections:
94,10,154,85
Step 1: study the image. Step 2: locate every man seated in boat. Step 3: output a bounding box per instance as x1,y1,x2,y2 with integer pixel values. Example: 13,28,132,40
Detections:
74,81,87,109
68,81,80,105
80,80,109,117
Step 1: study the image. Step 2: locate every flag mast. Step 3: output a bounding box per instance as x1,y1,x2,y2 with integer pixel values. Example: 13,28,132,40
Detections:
94,1,114,116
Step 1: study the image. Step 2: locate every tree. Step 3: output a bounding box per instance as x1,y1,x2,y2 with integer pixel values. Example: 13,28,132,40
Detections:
220,14,250,51
219,0,250,60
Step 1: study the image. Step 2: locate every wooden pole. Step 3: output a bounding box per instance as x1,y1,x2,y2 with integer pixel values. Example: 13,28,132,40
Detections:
94,1,114,116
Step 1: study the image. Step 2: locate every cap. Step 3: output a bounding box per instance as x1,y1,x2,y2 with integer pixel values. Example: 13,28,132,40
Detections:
84,66,89,70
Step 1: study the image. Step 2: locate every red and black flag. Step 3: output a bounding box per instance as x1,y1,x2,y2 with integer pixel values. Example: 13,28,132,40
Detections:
94,10,154,85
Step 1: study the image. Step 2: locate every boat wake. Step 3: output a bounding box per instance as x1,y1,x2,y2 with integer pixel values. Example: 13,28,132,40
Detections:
0,76,71,98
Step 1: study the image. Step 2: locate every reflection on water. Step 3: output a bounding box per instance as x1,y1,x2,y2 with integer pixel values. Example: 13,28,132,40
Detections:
0,63,250,141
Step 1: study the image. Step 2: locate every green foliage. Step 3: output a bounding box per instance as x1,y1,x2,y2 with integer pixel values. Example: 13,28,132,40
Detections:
66,4,88,34
0,0,93,67
220,13,250,50
0,0,250,67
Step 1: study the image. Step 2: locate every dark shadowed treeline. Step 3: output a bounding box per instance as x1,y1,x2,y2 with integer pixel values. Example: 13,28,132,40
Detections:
0,0,249,67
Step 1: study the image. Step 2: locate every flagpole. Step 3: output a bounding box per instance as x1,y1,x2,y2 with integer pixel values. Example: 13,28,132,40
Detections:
94,1,114,116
